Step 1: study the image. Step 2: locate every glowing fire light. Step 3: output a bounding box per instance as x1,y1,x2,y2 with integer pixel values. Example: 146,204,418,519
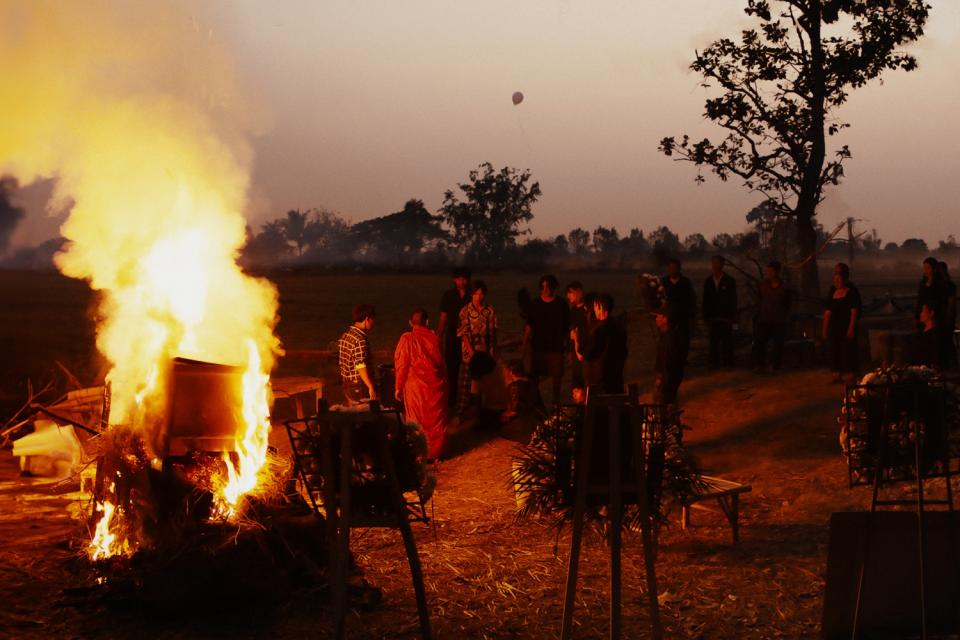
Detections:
216,340,272,519
89,484,132,561
0,4,281,558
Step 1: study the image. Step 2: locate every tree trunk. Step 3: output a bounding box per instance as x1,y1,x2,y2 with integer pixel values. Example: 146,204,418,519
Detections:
794,0,826,310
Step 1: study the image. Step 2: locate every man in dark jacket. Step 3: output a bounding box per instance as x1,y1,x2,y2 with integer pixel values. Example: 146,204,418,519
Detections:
661,258,696,390
436,267,471,407
573,293,626,395
523,274,569,410
702,255,738,369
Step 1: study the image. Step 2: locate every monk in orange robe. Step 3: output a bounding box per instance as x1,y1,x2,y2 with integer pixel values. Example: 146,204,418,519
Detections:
394,308,449,459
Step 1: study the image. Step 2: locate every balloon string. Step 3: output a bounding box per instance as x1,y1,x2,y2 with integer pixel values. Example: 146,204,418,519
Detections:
514,111,533,154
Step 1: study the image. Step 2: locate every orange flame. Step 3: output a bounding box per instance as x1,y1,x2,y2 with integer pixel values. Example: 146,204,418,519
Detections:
0,4,281,556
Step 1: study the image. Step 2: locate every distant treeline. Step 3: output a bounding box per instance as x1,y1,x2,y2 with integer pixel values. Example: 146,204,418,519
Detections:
238,200,960,272
2,163,958,271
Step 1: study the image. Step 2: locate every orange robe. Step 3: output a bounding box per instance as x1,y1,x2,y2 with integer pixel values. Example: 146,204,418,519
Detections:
394,326,449,458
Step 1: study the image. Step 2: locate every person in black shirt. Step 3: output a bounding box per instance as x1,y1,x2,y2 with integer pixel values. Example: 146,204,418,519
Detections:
702,255,738,369
916,302,941,369
654,302,687,405
573,293,626,395
565,281,589,403
436,267,471,407
753,261,791,371
661,258,696,390
938,261,957,369
821,263,862,383
523,274,570,411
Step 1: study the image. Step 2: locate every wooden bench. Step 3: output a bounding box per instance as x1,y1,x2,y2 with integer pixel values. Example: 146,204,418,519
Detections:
680,475,752,544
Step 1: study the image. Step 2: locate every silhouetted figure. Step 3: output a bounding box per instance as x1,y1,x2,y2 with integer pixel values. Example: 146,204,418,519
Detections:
938,261,957,369
573,293,626,395
660,257,696,388
437,267,471,407
821,263,862,382
523,274,569,411
753,261,791,371
565,281,589,403
915,302,941,370
654,303,686,405
702,255,738,368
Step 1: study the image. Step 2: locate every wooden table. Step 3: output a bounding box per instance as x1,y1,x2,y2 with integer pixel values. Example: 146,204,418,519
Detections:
681,474,752,544
271,376,325,419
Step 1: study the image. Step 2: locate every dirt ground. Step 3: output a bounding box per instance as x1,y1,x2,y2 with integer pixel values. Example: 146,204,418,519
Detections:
1,364,876,639
0,266,930,639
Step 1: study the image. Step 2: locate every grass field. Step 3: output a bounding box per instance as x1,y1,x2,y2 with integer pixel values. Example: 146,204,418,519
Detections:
0,263,923,414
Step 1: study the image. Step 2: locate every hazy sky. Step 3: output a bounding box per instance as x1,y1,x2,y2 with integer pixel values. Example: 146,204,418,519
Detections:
10,1,960,249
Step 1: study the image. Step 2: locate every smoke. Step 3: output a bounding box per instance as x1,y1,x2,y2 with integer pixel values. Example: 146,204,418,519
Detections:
0,176,25,252
0,2,280,427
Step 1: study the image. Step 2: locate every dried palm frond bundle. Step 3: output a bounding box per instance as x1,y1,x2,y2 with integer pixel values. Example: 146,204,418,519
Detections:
512,405,702,534
838,366,960,487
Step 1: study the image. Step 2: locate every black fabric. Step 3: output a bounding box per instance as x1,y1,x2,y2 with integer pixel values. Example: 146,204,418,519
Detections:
440,287,470,347
583,318,627,394
825,284,862,374
753,321,787,369
707,321,734,368
655,325,689,404
662,275,697,332
526,296,569,354
440,287,469,405
702,272,738,323
916,328,942,369
757,280,791,325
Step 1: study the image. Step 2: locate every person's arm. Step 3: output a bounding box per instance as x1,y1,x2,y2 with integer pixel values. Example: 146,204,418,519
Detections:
357,365,377,400
521,323,532,353
489,309,498,358
822,309,831,341
847,308,858,339
436,311,449,339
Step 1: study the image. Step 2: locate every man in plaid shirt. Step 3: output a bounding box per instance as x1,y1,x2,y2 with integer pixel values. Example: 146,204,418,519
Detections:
338,304,377,405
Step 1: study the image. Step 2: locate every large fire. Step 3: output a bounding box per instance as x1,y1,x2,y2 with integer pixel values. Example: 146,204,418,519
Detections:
0,3,281,558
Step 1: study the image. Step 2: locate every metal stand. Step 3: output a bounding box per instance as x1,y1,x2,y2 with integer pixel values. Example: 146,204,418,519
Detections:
847,378,960,640
287,402,432,640
560,392,663,640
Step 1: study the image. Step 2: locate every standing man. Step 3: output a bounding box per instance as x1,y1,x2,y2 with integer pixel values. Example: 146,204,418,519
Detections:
523,274,569,411
753,261,791,372
394,308,449,459
661,258,697,389
702,255,738,369
654,303,686,405
338,304,377,405
938,261,957,369
437,267,471,408
565,281,590,403
573,293,627,395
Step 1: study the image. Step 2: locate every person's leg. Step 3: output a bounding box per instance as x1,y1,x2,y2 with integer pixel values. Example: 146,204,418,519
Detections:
548,352,564,411
445,348,461,408
708,321,721,369
753,322,769,369
771,323,786,370
720,322,735,367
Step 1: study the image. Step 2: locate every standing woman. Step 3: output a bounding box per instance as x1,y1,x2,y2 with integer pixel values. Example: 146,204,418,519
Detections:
821,263,862,383
456,281,498,416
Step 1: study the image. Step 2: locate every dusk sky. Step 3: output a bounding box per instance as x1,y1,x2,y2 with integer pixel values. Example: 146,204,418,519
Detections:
9,1,960,249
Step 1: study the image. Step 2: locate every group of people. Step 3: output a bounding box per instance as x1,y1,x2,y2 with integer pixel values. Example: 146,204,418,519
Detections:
336,257,958,459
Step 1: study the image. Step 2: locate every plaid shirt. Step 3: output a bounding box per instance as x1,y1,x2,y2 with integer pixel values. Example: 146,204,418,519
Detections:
338,325,371,384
